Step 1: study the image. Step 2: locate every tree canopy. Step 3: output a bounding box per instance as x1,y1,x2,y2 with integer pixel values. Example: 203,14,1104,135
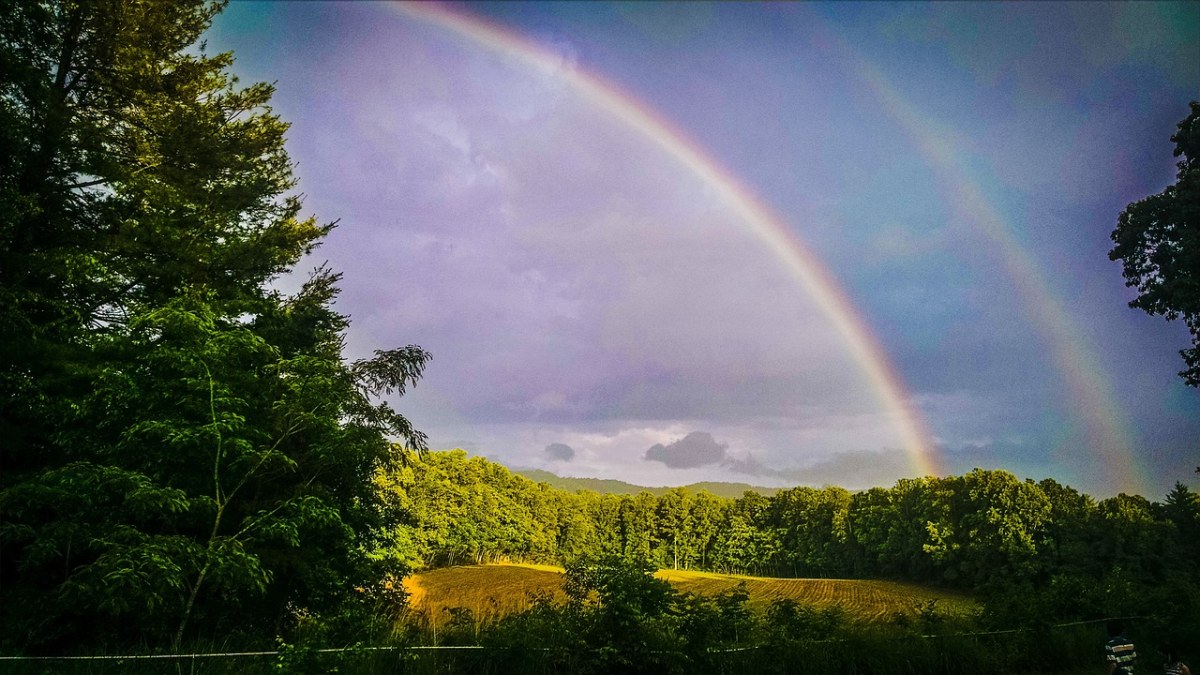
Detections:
0,0,427,649
1110,101,1200,386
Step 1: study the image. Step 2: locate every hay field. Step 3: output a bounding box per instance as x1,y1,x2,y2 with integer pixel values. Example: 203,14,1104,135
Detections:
656,568,976,620
403,564,976,626
402,563,569,626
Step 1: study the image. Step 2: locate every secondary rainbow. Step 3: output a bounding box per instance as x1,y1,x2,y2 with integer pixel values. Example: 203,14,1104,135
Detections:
390,2,944,478
834,45,1150,496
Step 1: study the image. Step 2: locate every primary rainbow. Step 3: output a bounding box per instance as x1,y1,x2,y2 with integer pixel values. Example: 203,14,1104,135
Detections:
389,2,944,478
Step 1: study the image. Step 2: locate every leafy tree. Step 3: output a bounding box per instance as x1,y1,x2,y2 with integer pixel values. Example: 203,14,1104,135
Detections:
1160,482,1200,562
1110,101,1200,385
945,470,1050,587
718,490,779,576
554,492,599,562
1035,478,1097,577
655,488,692,569
0,0,428,649
1093,493,1176,583
562,555,675,673
584,492,626,558
768,486,852,577
686,491,724,570
848,477,949,582
619,492,658,563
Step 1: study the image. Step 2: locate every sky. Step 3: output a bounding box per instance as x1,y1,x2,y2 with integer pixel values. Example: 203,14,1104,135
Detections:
209,1,1199,497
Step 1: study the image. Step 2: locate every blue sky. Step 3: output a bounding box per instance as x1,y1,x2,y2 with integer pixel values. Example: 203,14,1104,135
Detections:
209,2,1198,496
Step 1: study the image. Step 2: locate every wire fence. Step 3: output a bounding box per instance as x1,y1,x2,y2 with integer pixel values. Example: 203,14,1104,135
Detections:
0,616,1145,663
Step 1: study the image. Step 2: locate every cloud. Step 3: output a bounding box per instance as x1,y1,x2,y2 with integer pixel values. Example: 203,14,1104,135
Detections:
544,442,576,462
712,447,920,490
720,453,775,477
782,450,916,488
645,431,728,469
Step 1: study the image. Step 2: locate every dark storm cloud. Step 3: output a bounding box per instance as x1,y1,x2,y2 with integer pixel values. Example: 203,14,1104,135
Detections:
545,442,576,461
645,431,728,469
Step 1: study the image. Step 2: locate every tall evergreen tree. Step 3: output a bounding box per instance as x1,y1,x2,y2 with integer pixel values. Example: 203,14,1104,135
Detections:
0,0,428,649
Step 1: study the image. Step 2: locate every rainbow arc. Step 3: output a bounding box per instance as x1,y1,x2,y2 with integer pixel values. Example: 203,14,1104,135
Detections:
381,2,1146,490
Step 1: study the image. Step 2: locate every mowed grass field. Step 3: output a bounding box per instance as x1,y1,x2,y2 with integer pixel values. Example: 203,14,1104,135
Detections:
402,563,977,626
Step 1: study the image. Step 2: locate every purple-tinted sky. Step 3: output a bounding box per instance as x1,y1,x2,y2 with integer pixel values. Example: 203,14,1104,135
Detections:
209,2,1198,497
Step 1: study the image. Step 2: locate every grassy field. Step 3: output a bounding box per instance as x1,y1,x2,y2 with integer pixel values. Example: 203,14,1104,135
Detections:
403,563,569,626
403,563,977,626
656,568,977,621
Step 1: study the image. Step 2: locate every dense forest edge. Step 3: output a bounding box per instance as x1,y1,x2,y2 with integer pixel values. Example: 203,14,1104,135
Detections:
1,2,1197,673
379,451,1200,629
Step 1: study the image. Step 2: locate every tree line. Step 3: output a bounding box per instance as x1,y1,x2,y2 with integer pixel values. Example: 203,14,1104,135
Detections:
378,450,1200,628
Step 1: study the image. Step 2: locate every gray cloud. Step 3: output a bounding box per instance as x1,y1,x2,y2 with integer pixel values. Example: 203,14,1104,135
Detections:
645,431,728,469
721,448,917,490
544,442,576,462
720,454,774,477
782,450,916,489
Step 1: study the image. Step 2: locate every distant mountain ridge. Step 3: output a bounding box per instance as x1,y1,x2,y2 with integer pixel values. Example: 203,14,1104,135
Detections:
511,467,781,499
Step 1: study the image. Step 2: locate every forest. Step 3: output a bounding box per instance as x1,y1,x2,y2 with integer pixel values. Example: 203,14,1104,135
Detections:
1,1,1197,673
379,450,1200,628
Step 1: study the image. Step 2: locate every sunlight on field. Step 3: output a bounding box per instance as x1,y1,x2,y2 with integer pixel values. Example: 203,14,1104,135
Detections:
402,564,569,627
656,568,977,621
403,563,977,627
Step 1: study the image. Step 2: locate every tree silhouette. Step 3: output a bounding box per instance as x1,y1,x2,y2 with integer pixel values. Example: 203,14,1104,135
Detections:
1110,101,1200,386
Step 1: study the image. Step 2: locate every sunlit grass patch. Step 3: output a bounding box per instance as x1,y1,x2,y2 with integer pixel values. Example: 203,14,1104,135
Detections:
402,564,568,627
656,568,977,621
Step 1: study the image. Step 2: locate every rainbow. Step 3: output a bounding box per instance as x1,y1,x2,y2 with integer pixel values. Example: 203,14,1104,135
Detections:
833,44,1150,495
388,2,948,478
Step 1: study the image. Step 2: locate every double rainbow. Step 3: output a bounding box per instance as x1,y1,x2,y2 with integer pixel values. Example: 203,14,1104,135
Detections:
385,3,1147,491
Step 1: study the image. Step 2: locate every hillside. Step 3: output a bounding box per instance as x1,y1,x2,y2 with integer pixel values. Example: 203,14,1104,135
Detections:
402,563,977,627
511,468,781,498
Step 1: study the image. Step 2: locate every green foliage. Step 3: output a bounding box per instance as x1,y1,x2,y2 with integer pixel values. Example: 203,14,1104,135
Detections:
1110,100,1200,385
761,598,847,645
388,451,1198,593
562,555,677,673
381,449,1199,666
768,485,853,577
0,0,427,651
373,450,561,568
